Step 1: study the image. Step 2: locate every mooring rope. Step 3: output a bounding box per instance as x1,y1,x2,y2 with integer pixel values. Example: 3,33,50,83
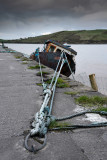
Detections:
24,49,107,153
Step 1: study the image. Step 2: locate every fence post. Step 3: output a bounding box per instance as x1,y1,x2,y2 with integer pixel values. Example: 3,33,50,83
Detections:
89,74,98,91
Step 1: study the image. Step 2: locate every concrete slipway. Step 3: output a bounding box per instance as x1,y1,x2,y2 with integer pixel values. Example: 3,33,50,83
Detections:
0,46,107,160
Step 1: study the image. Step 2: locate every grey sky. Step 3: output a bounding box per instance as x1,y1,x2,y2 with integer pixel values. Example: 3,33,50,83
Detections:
0,0,107,39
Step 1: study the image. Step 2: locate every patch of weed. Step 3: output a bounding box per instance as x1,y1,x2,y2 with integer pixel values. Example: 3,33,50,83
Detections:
36,83,42,86
75,95,107,107
21,57,29,61
36,71,50,76
49,120,70,129
45,77,70,88
28,65,45,69
93,107,107,112
64,91,78,95
14,55,22,59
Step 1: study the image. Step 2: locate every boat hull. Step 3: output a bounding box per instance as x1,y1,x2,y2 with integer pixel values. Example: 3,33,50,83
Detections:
30,52,75,77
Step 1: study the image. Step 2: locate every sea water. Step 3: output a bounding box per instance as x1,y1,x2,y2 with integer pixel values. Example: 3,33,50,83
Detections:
5,43,107,77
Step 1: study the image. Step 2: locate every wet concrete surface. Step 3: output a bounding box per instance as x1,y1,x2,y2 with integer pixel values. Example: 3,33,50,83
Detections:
0,47,107,160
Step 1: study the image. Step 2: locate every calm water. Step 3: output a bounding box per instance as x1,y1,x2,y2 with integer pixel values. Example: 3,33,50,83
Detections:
5,43,107,77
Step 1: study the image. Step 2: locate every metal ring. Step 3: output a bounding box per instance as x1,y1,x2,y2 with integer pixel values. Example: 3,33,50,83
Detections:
33,134,47,153
24,133,47,153
24,133,34,152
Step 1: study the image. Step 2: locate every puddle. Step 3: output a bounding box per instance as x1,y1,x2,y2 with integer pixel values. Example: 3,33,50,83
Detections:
84,113,107,123
74,105,107,123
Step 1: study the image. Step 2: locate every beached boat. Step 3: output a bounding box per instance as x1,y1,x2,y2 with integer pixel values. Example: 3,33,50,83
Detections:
30,40,77,77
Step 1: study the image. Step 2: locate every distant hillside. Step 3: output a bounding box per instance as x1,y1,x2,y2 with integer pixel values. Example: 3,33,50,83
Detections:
2,29,107,44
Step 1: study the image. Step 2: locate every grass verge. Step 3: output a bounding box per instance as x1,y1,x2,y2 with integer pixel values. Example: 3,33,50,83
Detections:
75,95,107,107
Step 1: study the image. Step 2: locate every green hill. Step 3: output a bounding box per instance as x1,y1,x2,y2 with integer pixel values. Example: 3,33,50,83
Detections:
2,29,107,44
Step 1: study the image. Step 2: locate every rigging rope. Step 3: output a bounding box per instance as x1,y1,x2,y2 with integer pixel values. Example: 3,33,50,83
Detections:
24,48,107,153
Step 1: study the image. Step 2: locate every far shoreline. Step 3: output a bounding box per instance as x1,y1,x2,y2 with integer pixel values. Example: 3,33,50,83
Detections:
3,41,107,44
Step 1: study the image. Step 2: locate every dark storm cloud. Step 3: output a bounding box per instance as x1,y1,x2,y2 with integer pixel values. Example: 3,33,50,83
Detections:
0,0,107,19
0,0,107,39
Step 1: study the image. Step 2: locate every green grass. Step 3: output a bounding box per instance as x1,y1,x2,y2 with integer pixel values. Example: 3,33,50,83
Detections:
93,107,107,112
36,83,42,86
36,77,70,88
21,57,29,61
36,71,50,76
45,77,70,88
14,55,22,59
28,65,45,69
49,120,70,129
64,91,78,95
75,95,107,107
